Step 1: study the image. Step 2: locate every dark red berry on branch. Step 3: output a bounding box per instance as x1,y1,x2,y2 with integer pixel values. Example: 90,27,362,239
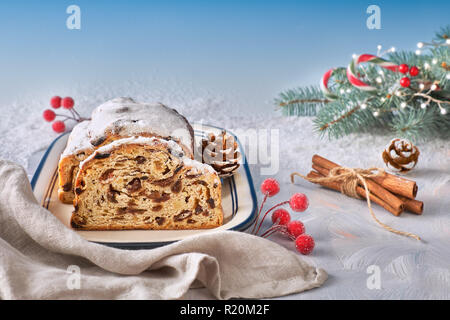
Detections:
43,109,56,122
295,234,315,255
52,120,66,133
289,193,309,212
409,66,419,77
398,64,409,74
50,96,62,109
287,220,305,238
400,77,411,88
62,97,75,109
271,209,291,226
260,178,280,197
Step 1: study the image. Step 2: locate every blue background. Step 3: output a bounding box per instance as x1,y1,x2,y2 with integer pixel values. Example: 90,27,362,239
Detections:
0,0,449,111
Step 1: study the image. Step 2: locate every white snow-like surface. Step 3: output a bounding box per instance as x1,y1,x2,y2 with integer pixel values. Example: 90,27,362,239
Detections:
1,77,450,299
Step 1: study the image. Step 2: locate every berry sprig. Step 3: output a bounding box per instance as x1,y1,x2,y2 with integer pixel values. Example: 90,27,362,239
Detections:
398,64,420,88
42,96,87,133
250,178,315,255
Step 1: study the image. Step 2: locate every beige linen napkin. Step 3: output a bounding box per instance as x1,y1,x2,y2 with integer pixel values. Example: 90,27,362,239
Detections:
0,160,327,299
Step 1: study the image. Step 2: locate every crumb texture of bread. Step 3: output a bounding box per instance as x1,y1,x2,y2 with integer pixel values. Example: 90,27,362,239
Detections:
71,140,223,230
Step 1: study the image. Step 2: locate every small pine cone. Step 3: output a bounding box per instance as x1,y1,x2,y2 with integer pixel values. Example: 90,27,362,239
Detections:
382,138,420,173
200,130,241,178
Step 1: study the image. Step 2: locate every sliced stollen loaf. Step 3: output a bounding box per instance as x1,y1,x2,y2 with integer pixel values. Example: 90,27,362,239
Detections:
71,136,223,230
58,97,194,204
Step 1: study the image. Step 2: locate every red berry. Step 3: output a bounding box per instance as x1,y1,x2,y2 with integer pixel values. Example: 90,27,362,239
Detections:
50,96,62,109
62,97,74,109
400,77,411,88
271,209,291,225
260,178,280,197
289,193,309,212
52,121,66,133
287,220,305,238
409,66,419,77
42,109,56,122
295,234,315,255
398,64,409,74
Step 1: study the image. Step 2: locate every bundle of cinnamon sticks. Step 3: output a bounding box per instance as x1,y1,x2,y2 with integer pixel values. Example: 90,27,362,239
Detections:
303,155,423,216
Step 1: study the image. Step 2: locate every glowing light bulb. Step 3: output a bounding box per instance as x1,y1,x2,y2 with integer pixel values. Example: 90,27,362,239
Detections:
377,45,382,50
446,39,450,45
361,103,367,109
446,74,450,80
417,42,424,48
373,111,379,117
346,88,351,93
352,54,357,59
376,77,382,83
381,97,386,102
395,91,402,97
400,102,407,108
432,59,438,64
424,62,430,69
431,84,437,91
416,50,421,55
390,47,396,52
419,83,425,89
441,108,447,115
340,89,345,94
421,103,427,109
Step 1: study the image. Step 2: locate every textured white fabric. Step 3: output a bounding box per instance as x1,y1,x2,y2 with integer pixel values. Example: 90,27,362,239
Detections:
0,160,327,300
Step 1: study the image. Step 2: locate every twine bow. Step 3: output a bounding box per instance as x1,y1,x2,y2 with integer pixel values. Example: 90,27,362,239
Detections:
291,167,421,241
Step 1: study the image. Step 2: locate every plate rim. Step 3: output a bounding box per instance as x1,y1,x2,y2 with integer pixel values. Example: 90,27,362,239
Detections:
31,123,258,249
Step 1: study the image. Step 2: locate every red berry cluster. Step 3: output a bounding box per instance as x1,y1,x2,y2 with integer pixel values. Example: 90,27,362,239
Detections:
398,64,420,88
250,178,315,255
42,96,85,133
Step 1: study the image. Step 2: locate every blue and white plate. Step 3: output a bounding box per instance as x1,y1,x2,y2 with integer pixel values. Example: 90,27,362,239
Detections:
31,124,258,249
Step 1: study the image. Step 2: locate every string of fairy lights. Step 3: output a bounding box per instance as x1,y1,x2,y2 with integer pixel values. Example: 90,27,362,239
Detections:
338,38,450,119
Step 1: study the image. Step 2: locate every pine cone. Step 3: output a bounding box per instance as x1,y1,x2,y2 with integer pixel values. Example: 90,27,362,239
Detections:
382,138,420,173
200,130,241,178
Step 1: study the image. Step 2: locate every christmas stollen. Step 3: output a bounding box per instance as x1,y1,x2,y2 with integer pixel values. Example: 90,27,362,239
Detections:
58,97,224,231
58,97,195,204
72,136,223,230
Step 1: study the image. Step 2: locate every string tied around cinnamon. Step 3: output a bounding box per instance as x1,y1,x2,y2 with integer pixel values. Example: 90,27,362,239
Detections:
291,166,421,241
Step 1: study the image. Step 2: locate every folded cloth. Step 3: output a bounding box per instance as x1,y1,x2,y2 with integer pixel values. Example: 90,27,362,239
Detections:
0,160,327,299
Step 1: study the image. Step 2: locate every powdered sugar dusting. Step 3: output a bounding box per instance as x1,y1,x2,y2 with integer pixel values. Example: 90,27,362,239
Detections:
182,157,217,175
62,97,193,157
79,136,216,177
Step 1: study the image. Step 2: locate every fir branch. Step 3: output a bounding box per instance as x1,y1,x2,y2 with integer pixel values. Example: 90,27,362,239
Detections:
275,25,450,141
388,51,429,66
390,108,450,141
275,86,328,116
278,98,330,106
318,105,360,131
434,25,450,42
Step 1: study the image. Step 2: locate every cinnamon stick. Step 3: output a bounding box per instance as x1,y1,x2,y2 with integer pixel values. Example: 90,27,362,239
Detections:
307,171,403,216
311,160,423,216
371,174,418,199
312,154,417,199
311,159,405,214
396,195,423,215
